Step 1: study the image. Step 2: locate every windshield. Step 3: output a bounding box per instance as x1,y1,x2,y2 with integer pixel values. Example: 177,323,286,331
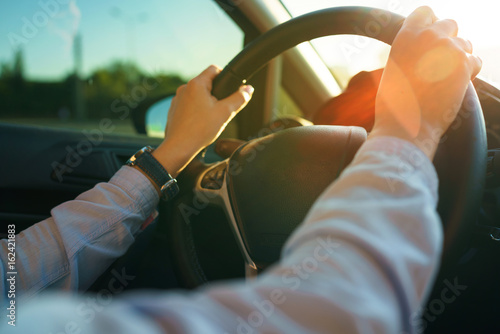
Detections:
0,0,243,134
281,0,500,87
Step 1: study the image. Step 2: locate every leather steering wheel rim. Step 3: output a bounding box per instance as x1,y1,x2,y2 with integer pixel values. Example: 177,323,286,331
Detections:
166,6,487,288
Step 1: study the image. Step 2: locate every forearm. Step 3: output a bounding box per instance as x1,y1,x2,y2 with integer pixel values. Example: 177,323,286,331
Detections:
12,136,443,334
197,136,442,333
0,166,158,302
261,136,442,332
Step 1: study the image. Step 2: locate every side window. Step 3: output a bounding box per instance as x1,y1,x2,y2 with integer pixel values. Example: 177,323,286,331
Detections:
0,0,243,136
276,87,303,119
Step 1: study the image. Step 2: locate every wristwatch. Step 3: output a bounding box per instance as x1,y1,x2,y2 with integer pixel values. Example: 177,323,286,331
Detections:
126,146,179,201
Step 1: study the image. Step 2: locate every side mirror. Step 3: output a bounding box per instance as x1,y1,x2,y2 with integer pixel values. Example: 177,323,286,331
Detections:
132,95,174,137
145,96,174,138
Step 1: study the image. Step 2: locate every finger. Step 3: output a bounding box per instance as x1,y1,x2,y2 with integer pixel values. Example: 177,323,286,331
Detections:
467,54,482,80
165,96,178,134
194,65,222,91
175,84,186,97
432,19,458,37
404,6,438,28
169,95,178,114
452,37,473,53
219,85,254,116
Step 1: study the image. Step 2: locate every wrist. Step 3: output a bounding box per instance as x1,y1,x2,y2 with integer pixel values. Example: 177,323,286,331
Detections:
369,122,440,160
126,146,180,201
152,139,200,178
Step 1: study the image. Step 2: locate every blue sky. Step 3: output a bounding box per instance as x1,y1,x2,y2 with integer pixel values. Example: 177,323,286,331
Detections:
0,0,244,80
2,0,500,84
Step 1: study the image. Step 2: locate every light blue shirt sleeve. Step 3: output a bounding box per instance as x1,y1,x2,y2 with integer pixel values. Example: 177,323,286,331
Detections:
0,166,159,302
4,136,443,334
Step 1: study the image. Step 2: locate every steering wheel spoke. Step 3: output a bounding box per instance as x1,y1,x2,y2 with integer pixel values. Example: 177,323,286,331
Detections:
194,160,258,272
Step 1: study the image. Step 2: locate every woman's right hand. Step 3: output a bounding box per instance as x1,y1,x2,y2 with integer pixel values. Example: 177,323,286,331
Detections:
370,6,482,159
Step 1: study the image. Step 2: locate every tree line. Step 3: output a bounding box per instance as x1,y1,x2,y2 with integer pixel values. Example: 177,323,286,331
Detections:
0,50,185,120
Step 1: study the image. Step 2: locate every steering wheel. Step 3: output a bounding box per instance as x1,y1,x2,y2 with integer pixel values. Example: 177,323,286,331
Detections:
164,7,487,287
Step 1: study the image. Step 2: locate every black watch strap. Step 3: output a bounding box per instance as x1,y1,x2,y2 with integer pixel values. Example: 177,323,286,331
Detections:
126,146,179,200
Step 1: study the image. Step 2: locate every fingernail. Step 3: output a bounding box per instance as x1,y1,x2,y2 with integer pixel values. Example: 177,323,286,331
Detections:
242,85,254,95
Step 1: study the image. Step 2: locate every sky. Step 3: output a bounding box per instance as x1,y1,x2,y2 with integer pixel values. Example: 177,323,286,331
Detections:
282,0,500,85
0,0,244,80
1,0,500,84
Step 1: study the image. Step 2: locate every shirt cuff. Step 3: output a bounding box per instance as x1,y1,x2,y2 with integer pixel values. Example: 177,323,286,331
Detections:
109,165,160,218
353,136,439,202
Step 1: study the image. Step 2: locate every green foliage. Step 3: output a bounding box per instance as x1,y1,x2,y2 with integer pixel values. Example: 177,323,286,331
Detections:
0,58,186,120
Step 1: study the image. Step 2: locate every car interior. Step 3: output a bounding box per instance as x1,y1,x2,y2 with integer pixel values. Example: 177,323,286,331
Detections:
2,0,500,332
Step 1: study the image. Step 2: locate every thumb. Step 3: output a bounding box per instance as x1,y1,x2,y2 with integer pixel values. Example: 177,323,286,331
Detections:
403,6,437,29
219,85,254,115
